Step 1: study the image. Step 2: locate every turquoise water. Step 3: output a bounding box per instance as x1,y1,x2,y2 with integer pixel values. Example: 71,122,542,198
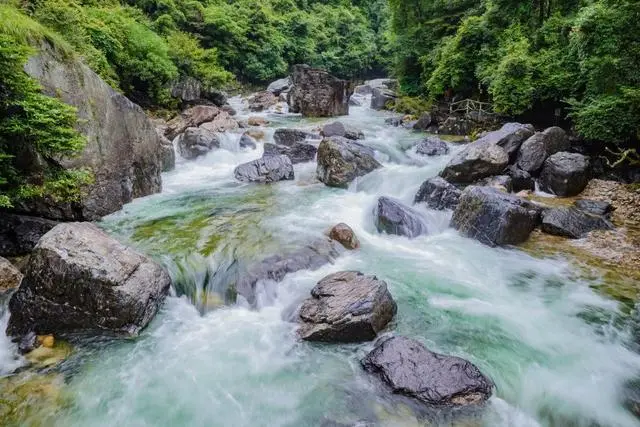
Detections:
1,96,639,426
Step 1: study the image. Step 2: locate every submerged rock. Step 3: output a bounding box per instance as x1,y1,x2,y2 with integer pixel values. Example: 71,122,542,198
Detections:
361,336,493,407
539,152,591,197
6,223,171,337
414,177,462,210
0,257,23,292
451,186,541,246
316,137,382,188
234,155,294,183
288,64,352,117
321,121,365,140
0,214,58,257
298,271,397,342
541,207,613,239
328,223,360,250
440,142,509,184
264,142,317,164
415,136,449,156
375,197,428,238
176,127,220,160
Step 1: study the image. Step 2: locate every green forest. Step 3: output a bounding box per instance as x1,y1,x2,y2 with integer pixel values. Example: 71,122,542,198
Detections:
0,0,639,207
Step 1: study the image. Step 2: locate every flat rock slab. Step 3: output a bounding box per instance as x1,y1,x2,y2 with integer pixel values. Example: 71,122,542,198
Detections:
541,207,613,239
361,336,493,407
298,271,397,342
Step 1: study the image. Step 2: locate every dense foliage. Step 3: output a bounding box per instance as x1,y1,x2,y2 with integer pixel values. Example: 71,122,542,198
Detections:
388,0,640,146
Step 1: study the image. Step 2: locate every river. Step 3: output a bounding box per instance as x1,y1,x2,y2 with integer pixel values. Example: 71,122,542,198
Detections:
1,95,639,426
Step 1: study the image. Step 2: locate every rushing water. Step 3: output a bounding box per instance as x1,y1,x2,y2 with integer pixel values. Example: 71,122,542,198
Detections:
1,95,640,427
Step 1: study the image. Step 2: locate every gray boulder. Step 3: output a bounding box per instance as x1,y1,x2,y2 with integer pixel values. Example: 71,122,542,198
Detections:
539,152,591,197
248,91,278,112
239,133,257,150
361,336,493,407
264,142,317,164
176,127,220,160
451,186,541,246
267,77,292,95
316,137,382,188
416,136,449,156
505,165,535,192
321,121,365,140
298,271,397,342
541,207,613,239
273,128,315,146
6,223,171,337
517,127,570,174
0,214,58,257
0,257,23,292
371,87,396,110
234,155,294,183
375,197,428,238
477,122,535,161
440,142,509,184
413,113,433,131
414,177,462,210
288,65,352,117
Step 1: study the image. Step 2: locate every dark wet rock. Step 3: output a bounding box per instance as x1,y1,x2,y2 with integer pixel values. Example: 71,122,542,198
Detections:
321,121,365,140
361,336,493,407
375,197,428,238
0,214,58,257
267,77,292,95
478,175,513,192
298,271,397,342
451,186,541,246
384,117,402,127
516,127,570,174
165,105,221,140
0,257,23,292
541,207,613,239
414,177,462,210
273,128,314,146
329,223,360,250
248,91,278,112
413,113,433,131
440,142,509,184
264,142,317,164
574,199,614,217
237,238,341,306
416,136,449,156
239,133,258,150
505,165,535,192
234,155,294,183
317,137,382,188
288,65,353,117
539,152,591,197
371,87,396,110
176,127,220,160
6,223,171,337
477,122,535,161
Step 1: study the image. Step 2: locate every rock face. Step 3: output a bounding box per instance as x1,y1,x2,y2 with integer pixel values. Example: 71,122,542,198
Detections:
316,137,382,188
414,177,462,210
0,214,59,257
288,65,353,117
6,223,171,337
321,121,364,140
539,152,591,197
273,128,314,146
263,142,317,164
176,127,220,160
440,142,509,184
298,271,397,342
329,223,360,250
416,136,449,156
234,155,294,183
267,77,292,95
22,42,164,221
361,336,493,407
248,91,278,112
541,207,613,239
516,127,570,174
451,186,541,246
375,197,428,238
0,257,23,292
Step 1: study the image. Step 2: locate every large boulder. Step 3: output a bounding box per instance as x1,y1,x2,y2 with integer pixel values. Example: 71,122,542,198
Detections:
248,91,278,112
328,223,360,250
361,336,493,407
541,207,613,239
234,155,294,183
263,142,317,164
0,214,58,257
416,136,449,156
317,137,382,188
414,177,462,210
516,127,570,174
273,128,316,146
476,122,535,161
539,152,591,197
288,65,353,117
165,105,221,141
371,87,396,110
267,77,292,96
0,257,23,292
440,142,509,184
375,197,428,238
6,223,171,337
321,121,364,140
22,42,164,221
176,127,220,160
451,186,541,246
297,271,397,342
